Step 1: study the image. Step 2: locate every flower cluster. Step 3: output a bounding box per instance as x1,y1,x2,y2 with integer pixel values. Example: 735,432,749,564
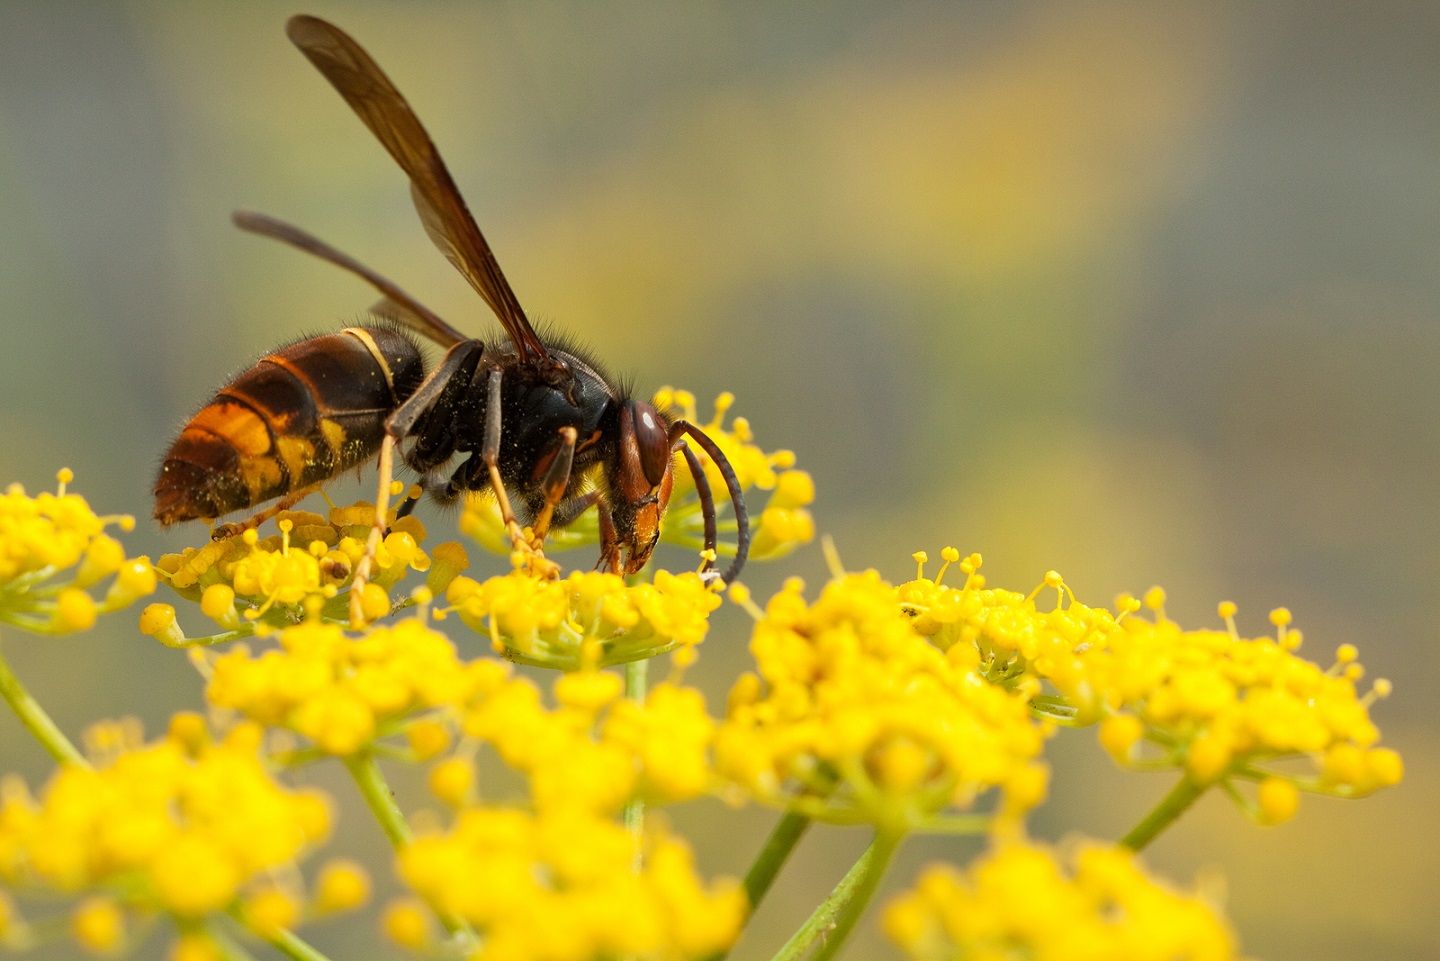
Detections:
396,807,745,961
390,666,738,959
0,470,155,633
457,671,716,814
718,571,1050,830
152,506,460,637
884,841,1239,961
899,551,1403,819
205,617,477,756
445,568,722,669
0,718,337,954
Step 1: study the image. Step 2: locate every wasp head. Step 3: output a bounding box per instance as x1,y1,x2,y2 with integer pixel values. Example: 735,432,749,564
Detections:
606,399,675,574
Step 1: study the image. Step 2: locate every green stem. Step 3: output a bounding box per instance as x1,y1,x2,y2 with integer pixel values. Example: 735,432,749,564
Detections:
1120,775,1209,851
343,751,476,944
622,657,650,858
743,810,812,911
0,636,87,767
265,926,335,961
771,830,902,961
343,750,412,848
208,924,263,961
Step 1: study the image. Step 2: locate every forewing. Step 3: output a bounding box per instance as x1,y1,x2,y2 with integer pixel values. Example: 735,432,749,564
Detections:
285,14,548,362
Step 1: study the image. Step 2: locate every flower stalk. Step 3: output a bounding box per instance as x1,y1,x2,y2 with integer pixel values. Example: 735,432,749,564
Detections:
0,636,86,766
1120,774,1210,851
771,830,902,961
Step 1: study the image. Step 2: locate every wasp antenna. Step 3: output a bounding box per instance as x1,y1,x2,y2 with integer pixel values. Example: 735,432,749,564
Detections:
678,442,718,571
675,422,749,584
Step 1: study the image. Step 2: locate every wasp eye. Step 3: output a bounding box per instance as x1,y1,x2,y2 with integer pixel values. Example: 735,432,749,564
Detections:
631,401,671,488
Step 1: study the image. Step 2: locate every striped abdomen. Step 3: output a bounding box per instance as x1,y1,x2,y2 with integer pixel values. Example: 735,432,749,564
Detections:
154,326,425,525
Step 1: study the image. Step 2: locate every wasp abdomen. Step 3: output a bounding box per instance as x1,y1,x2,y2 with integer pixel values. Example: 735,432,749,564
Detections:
154,326,423,525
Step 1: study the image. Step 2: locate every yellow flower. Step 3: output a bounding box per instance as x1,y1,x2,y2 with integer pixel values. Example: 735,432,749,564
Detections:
445,568,721,670
70,895,125,954
154,507,455,635
717,569,1049,829
459,669,716,816
885,841,1240,961
398,806,744,961
312,858,371,915
205,616,474,756
0,470,154,634
900,550,1402,812
0,720,330,924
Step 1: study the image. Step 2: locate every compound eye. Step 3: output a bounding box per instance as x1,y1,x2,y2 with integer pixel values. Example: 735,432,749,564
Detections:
631,401,671,488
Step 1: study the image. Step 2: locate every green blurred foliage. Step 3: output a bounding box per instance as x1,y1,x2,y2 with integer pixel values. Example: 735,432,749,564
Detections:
1,1,1436,959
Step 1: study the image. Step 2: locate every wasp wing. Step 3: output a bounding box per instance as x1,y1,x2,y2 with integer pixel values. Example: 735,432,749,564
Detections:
285,14,549,363
232,210,465,348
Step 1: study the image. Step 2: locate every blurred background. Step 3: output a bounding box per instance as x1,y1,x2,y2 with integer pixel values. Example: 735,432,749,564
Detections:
1,1,1436,958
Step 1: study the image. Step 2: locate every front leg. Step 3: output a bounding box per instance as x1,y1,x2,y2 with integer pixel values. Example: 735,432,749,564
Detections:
596,498,622,575
530,426,578,543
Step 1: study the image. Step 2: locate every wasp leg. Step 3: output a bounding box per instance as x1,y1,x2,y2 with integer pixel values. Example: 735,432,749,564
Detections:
386,340,482,438
530,426,578,542
550,489,602,530
481,367,559,578
596,499,622,574
212,482,327,540
349,433,397,627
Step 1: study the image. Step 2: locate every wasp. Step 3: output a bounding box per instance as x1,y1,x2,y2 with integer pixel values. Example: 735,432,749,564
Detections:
154,15,749,621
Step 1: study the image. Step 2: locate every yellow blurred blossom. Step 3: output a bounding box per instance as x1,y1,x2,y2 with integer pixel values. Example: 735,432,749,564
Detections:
461,671,716,815
445,568,721,670
885,841,1240,961
399,807,743,961
0,470,154,634
0,721,330,932
70,896,125,953
312,858,371,915
717,569,1050,830
206,616,477,755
